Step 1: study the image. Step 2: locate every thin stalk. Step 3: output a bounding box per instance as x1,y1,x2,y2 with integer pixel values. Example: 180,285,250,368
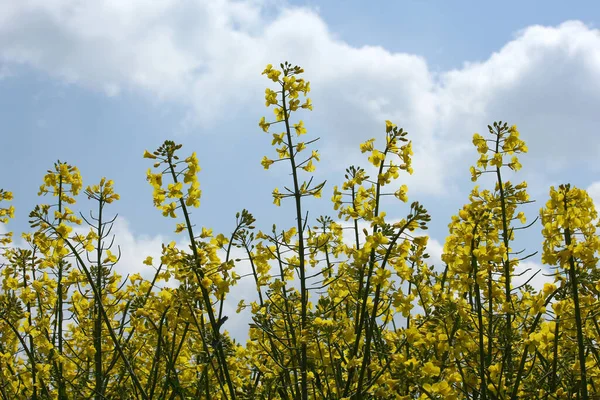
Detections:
472,238,487,400
510,286,561,399
22,252,38,400
56,175,67,399
343,144,389,398
564,226,589,400
273,236,301,400
166,161,237,399
94,198,105,400
550,316,560,392
280,78,308,400
53,224,149,399
494,127,514,383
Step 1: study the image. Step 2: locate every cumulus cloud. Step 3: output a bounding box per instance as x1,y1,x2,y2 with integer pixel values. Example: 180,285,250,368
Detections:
2,2,599,197
512,260,553,294
99,217,170,281
587,181,600,211
0,0,272,122
441,22,600,165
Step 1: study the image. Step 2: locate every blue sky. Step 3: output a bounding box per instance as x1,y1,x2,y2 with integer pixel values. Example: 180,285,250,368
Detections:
302,0,600,72
1,0,600,340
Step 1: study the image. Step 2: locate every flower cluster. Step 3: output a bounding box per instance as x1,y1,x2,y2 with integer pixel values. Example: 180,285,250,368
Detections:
0,64,598,400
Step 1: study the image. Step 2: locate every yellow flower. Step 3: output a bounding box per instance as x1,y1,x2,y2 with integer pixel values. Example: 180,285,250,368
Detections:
368,150,385,167
394,185,408,202
509,155,522,171
161,202,177,218
293,120,307,136
262,64,273,74
422,361,440,377
274,107,285,121
211,233,229,248
264,88,278,106
200,227,213,238
385,120,396,133
56,223,73,238
359,138,375,153
259,116,270,133
167,182,183,199
186,180,201,208
302,160,315,172
201,277,212,289
272,188,282,206
158,289,172,302
301,98,313,110
143,150,157,159
271,132,285,146
1,190,13,201
103,249,118,264
261,156,274,170
147,169,163,188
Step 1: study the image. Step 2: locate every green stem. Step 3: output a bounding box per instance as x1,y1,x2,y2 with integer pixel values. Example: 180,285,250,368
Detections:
167,161,237,400
564,226,589,400
94,198,104,400
56,174,67,400
343,144,389,398
280,78,308,400
494,127,513,384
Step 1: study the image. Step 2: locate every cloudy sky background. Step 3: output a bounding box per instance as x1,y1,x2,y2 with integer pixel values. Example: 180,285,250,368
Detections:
2,0,600,341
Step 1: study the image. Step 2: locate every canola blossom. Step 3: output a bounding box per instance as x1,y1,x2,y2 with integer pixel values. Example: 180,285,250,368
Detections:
0,64,598,399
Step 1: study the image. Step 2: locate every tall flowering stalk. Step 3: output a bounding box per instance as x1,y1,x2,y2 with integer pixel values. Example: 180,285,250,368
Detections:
144,141,239,399
35,162,83,400
258,61,319,400
540,184,600,400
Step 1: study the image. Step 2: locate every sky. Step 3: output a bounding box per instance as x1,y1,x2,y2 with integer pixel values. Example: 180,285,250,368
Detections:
1,0,600,341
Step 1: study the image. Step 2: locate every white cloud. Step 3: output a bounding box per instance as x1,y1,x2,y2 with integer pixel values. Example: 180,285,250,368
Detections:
513,260,553,294
0,0,271,124
101,217,170,282
437,21,600,169
2,2,599,196
425,235,444,270
587,181,600,212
